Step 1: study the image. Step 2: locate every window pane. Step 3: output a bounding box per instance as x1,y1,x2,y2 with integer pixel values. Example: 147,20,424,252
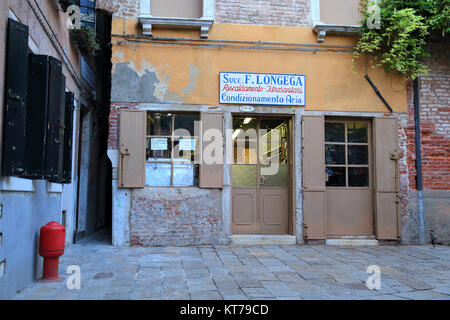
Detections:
260,140,288,165
147,112,171,136
348,145,368,165
326,167,346,187
348,167,369,187
261,165,288,188
146,138,172,161
174,113,199,136
232,165,257,187
234,139,257,164
146,162,171,186
232,117,257,141
348,123,368,143
325,144,345,165
325,122,345,142
173,163,198,186
260,119,288,140
174,138,198,162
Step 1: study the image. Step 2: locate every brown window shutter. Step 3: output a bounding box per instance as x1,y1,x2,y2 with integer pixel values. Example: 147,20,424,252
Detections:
374,117,400,240
119,110,146,188
199,112,224,188
302,115,326,240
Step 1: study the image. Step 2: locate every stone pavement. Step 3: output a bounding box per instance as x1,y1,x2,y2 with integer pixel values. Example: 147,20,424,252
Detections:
12,233,450,300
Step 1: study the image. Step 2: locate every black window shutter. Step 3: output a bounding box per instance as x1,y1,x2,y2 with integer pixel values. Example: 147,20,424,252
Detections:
24,55,50,179
45,57,65,181
2,18,29,176
61,92,74,184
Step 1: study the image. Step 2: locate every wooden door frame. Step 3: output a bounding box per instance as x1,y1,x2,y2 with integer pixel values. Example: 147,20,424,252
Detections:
230,113,295,235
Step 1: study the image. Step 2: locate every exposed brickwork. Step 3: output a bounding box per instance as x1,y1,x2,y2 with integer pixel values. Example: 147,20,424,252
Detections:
108,102,138,150
399,40,450,243
99,0,140,18
104,0,312,24
404,41,450,192
130,188,226,246
215,0,311,26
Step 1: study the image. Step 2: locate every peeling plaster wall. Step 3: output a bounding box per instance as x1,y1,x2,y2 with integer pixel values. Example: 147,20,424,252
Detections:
110,22,407,113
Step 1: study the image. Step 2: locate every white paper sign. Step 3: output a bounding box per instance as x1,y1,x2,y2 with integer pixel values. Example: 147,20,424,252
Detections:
151,138,168,150
179,138,196,151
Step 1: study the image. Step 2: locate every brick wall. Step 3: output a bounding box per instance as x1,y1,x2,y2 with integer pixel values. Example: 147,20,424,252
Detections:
97,0,139,18
103,0,311,25
404,41,450,191
215,0,311,26
399,40,450,243
108,102,138,150
130,188,226,246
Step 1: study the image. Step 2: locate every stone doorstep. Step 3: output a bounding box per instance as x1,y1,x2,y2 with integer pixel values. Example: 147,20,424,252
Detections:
231,235,297,246
325,239,380,246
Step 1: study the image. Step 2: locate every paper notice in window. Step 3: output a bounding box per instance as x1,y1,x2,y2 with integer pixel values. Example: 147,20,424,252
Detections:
179,138,196,151
151,138,168,150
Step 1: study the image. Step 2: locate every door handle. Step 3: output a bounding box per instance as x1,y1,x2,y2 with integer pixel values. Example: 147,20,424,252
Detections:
120,144,130,156
259,176,267,185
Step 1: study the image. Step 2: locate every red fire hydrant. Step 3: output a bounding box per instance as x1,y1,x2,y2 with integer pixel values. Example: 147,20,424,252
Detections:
39,221,65,282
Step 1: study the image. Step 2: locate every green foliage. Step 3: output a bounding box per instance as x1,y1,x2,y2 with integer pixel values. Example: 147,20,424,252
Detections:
355,0,450,79
70,25,100,57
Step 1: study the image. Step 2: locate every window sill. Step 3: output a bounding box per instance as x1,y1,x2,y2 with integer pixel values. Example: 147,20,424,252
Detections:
138,16,214,38
0,177,35,192
312,23,361,42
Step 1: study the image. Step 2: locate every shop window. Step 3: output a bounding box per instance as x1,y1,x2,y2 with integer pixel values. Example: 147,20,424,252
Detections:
145,112,200,187
325,120,370,188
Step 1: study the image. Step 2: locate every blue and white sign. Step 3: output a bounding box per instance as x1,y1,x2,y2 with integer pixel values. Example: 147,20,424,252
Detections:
219,72,306,106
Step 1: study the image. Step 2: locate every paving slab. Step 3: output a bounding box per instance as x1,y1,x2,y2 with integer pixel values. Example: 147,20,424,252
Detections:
9,233,450,300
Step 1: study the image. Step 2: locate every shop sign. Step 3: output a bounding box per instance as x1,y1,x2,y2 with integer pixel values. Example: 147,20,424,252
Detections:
219,72,306,106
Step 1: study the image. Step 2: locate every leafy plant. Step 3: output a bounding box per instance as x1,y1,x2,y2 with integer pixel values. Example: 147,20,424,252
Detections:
354,0,450,79
70,25,100,56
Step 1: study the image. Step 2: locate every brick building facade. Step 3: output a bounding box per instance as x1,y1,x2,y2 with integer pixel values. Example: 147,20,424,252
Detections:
105,0,449,247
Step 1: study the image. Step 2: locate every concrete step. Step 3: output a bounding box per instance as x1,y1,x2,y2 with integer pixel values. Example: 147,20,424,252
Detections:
231,234,297,246
325,238,379,246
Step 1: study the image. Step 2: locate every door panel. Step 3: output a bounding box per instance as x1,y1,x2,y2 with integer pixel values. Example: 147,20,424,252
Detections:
326,189,373,236
325,119,374,237
260,189,288,234
232,189,258,233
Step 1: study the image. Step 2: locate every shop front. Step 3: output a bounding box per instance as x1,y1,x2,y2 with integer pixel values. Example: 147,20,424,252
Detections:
108,19,407,246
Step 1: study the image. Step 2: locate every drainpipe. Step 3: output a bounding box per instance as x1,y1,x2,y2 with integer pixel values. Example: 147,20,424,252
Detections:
413,78,426,244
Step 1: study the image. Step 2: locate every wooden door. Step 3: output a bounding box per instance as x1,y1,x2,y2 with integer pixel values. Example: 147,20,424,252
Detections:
324,119,374,237
231,117,289,234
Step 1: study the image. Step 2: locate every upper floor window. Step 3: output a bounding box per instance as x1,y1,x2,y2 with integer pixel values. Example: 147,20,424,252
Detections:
317,0,362,26
149,0,203,19
311,0,363,42
139,0,214,38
